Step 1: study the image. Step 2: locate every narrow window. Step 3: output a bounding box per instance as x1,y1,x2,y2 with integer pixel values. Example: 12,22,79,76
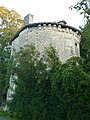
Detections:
75,43,78,55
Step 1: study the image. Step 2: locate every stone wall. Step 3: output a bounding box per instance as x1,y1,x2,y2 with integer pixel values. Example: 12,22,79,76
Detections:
11,23,81,62
7,23,81,101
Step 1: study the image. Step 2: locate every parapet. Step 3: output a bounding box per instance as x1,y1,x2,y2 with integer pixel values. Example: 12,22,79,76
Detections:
10,22,81,44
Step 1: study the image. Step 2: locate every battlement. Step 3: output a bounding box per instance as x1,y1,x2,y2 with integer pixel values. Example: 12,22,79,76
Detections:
11,22,81,63
10,22,81,44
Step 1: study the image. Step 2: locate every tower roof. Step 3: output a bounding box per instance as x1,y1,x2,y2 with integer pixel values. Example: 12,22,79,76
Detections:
10,22,81,44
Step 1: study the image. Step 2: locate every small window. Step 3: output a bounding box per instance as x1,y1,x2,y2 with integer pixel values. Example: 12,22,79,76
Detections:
75,43,77,46
75,43,78,55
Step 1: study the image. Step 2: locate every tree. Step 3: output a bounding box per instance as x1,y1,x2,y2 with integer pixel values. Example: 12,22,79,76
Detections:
8,45,61,120
70,1,90,74
8,45,90,120
0,6,23,94
58,57,90,120
70,0,90,20
81,21,90,74
8,45,47,120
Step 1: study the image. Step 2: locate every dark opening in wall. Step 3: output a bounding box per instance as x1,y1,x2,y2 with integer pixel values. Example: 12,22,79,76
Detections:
75,43,78,55
75,43,77,46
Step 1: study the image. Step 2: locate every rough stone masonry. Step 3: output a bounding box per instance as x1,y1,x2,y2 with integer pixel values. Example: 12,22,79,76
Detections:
7,14,81,101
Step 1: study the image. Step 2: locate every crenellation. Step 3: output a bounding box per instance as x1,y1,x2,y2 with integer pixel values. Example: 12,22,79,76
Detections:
38,24,42,30
69,29,73,34
43,24,47,29
58,25,61,31
53,24,57,30
66,28,69,34
48,24,52,30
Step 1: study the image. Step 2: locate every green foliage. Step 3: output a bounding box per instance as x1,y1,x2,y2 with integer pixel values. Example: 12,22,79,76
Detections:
0,6,23,31
8,45,48,120
8,45,90,120
81,21,90,74
70,0,90,74
0,6,23,94
0,110,16,120
70,0,90,20
4,56,14,94
59,58,90,120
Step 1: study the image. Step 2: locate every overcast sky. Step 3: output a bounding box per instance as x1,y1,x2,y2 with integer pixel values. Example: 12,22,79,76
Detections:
0,0,84,29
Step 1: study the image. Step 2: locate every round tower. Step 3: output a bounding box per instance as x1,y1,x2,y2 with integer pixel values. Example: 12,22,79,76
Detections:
10,15,81,62
7,14,81,100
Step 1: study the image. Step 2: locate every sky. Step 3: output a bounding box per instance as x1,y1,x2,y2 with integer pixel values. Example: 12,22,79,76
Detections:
0,0,84,29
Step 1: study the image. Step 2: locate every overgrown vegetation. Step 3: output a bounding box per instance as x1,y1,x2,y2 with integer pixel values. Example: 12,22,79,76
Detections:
0,0,90,119
0,110,16,120
7,45,90,120
70,0,90,75
0,6,23,95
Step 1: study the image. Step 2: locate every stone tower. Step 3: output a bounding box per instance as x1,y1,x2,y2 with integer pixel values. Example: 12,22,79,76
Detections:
7,14,81,100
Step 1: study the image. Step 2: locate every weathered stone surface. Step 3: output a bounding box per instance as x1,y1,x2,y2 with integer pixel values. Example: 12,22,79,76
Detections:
11,24,81,62
7,22,81,101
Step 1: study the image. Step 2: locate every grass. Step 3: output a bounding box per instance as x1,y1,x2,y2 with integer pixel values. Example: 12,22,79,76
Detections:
0,110,16,120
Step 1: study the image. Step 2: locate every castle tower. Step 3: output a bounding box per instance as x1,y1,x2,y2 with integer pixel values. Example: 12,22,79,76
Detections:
7,14,81,100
